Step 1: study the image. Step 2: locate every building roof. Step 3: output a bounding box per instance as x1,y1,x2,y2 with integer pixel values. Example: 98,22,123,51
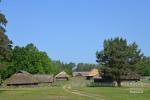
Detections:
33,74,54,83
121,73,141,80
72,72,89,77
4,71,38,85
55,71,69,78
88,68,99,77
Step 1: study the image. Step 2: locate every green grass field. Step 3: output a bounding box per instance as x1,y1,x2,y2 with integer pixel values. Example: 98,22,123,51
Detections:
0,77,150,100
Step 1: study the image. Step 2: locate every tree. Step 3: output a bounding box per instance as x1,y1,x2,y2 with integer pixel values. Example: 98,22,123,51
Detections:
0,2,12,82
68,62,76,69
76,63,100,71
52,60,73,75
138,57,150,76
1,43,53,79
96,37,143,87
0,8,12,63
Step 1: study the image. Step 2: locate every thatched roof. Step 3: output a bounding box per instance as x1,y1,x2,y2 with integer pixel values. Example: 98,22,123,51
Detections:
88,68,99,77
4,71,38,85
33,74,54,83
121,73,141,80
55,71,69,78
73,72,89,77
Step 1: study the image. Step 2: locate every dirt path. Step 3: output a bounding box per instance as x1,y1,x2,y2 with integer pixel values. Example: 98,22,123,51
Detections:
63,84,105,100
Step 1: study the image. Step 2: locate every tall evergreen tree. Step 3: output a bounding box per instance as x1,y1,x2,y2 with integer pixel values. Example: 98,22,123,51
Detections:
96,37,143,87
0,3,12,68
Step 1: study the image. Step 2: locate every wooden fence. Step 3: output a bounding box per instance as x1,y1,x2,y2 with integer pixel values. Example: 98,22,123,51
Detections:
87,82,116,87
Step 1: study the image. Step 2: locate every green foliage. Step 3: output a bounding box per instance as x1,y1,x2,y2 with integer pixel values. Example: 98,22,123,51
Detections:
1,43,75,79
76,63,100,71
0,12,12,63
1,43,54,79
96,37,143,86
0,6,12,82
52,61,74,75
138,57,150,76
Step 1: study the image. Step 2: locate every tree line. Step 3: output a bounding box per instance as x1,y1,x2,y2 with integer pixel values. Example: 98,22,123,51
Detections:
0,42,99,80
76,63,100,71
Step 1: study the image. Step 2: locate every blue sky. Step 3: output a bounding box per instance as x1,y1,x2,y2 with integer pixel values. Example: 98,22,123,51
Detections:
1,0,150,63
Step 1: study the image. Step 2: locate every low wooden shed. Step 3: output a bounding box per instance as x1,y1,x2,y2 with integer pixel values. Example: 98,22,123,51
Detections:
4,71,38,86
55,71,69,81
86,68,99,80
72,72,89,77
33,74,54,83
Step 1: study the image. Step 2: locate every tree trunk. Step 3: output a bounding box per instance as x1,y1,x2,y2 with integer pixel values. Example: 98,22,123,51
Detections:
117,80,121,87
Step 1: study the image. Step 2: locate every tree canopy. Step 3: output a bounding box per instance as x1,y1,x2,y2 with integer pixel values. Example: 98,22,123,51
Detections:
0,11,12,63
52,60,74,75
0,4,12,83
96,37,144,86
76,63,100,71
1,44,54,79
138,57,150,76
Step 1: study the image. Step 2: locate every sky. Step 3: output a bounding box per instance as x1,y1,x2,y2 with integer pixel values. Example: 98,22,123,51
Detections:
1,0,150,64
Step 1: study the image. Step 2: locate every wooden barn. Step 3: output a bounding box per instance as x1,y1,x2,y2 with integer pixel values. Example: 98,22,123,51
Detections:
86,68,99,80
33,74,54,83
55,71,69,81
72,72,89,77
4,71,38,86
121,74,141,82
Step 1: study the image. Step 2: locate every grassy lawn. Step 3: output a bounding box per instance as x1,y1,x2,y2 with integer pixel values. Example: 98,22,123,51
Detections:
70,77,150,100
0,77,150,100
72,87,150,100
0,87,90,100
141,79,150,83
